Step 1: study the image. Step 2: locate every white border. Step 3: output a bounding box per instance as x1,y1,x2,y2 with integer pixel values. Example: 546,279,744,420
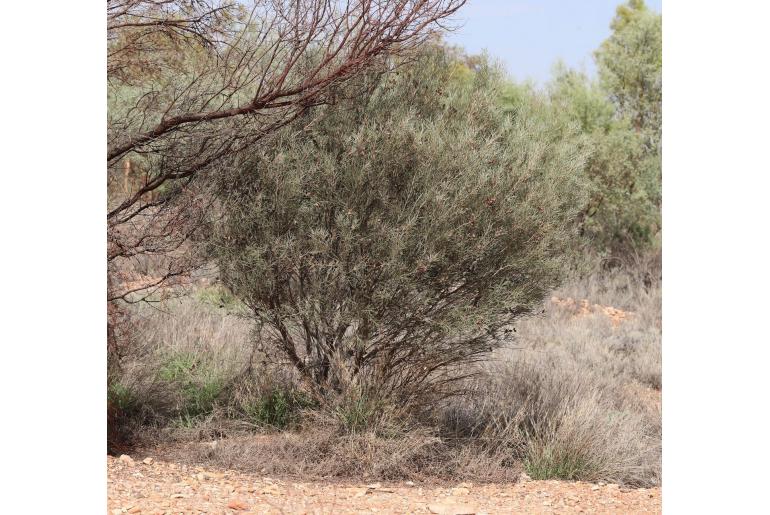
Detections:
664,0,770,512
1,1,106,512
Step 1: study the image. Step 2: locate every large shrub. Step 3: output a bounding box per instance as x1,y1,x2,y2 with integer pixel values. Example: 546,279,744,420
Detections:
209,48,588,409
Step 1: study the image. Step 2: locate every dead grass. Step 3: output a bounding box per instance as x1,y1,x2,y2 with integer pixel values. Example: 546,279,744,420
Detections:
112,261,661,487
436,262,661,486
139,426,522,484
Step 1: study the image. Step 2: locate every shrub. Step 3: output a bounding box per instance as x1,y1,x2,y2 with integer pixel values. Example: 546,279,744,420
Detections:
210,47,589,409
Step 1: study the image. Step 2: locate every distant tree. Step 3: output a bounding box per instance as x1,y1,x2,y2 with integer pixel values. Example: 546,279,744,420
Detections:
596,0,662,150
209,48,588,407
544,0,661,257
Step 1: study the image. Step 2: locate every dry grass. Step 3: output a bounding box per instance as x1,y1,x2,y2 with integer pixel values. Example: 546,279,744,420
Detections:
436,262,661,486
111,261,661,487
139,426,522,484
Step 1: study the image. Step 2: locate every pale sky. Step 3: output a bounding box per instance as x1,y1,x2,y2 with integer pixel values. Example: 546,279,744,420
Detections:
445,0,662,86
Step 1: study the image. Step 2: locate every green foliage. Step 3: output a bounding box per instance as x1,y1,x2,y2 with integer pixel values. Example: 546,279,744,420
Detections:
597,0,662,143
209,46,589,407
195,284,245,312
333,394,384,435
158,352,224,419
538,1,662,258
524,441,595,481
157,352,196,382
244,389,315,429
108,382,139,415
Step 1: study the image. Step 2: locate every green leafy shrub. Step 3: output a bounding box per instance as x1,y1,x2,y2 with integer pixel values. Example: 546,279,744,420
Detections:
209,46,588,409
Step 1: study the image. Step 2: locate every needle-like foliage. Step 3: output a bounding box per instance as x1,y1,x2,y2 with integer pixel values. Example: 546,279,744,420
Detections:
210,48,589,408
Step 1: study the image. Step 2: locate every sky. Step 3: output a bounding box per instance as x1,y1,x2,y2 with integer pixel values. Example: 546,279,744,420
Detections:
445,0,662,86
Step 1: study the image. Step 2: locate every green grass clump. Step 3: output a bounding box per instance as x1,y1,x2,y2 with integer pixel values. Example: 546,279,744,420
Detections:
108,381,138,414
158,351,224,419
334,394,384,435
195,284,244,312
524,443,596,481
244,389,315,429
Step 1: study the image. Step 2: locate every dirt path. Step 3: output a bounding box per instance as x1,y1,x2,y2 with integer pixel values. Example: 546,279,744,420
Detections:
108,455,660,514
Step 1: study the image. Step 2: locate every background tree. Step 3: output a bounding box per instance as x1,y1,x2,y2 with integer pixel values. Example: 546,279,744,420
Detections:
596,0,662,144
209,47,589,409
542,0,661,258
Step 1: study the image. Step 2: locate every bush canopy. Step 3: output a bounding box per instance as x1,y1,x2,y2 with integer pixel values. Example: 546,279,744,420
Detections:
210,48,589,408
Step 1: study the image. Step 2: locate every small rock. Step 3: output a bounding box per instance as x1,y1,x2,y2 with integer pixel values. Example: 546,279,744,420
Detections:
142,457,153,465
118,454,135,466
591,485,600,491
226,499,249,511
365,482,382,489
405,481,415,487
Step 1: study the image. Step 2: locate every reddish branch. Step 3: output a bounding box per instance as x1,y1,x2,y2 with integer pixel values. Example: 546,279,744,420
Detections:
107,0,464,306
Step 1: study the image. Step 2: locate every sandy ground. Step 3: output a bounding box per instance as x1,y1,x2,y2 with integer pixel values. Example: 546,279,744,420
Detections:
108,455,661,514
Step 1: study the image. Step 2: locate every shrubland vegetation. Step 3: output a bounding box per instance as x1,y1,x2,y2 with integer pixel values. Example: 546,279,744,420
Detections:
107,0,662,487
208,46,588,412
